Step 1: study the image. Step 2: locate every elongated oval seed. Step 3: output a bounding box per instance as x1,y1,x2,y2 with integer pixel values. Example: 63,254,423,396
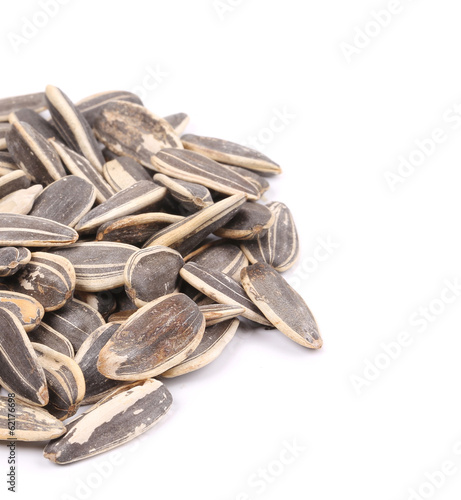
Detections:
0,307,49,406
8,108,61,141
27,322,74,358
43,378,172,464
0,290,44,331
199,303,245,327
227,165,270,196
0,246,31,277
0,184,43,215
0,92,47,122
240,263,322,349
0,170,31,199
33,343,86,420
103,157,153,192
0,397,66,441
98,293,206,381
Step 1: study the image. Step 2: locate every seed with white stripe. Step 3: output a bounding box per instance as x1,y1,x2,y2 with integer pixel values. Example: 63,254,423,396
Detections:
103,157,153,192
0,170,31,199
0,92,47,122
198,303,245,327
0,246,30,277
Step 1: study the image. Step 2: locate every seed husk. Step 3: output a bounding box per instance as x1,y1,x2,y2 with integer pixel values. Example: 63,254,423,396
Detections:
0,170,30,200
28,322,75,358
181,134,281,175
7,252,76,312
103,157,153,192
0,184,43,215
33,343,86,420
198,303,245,327
240,201,299,272
0,290,44,332
43,378,172,464
48,241,138,292
240,263,322,349
0,307,49,406
73,290,117,320
29,175,96,227
75,180,167,233
152,149,260,200
45,85,105,173
164,112,190,135
8,108,62,141
227,164,270,196
0,246,31,277
93,101,183,168
50,138,115,204
162,318,239,377
0,396,66,441
96,212,183,245
143,193,246,256
179,262,271,326
0,151,18,173
0,92,47,122
0,213,78,247
6,121,66,185
124,246,184,307
98,293,205,381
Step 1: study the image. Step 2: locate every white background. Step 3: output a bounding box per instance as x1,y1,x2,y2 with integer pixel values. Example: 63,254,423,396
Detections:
1,1,461,499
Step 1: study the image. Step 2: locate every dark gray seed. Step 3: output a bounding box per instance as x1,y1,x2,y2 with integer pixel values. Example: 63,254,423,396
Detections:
103,157,153,192
227,164,270,195
240,201,299,272
198,304,245,327
0,170,30,199
0,214,78,247
0,396,66,441
163,112,190,135
240,263,322,349
0,92,46,122
33,343,85,420
152,149,260,200
96,212,183,245
50,139,115,204
0,184,43,215
143,193,246,256
28,322,74,358
8,108,62,140
179,262,271,326
0,290,44,331
7,252,76,312
75,180,167,233
74,290,117,319
43,298,105,352
124,246,184,307
6,121,66,185
162,318,239,377
0,307,48,406
45,85,105,173
43,378,172,464
115,290,137,312
48,242,138,292
93,101,183,168
181,134,281,174
0,151,19,174
98,293,205,380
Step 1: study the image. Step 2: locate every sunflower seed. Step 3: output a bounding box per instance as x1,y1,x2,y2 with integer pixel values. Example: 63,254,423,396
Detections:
98,293,205,380
45,85,105,173
0,170,31,199
198,304,245,327
0,246,31,277
179,262,271,326
152,149,260,200
33,343,86,420
28,321,75,358
75,180,167,233
0,184,43,215
103,157,153,192
164,112,190,135
0,397,66,441
6,121,66,185
43,378,172,464
227,165,270,196
49,241,138,292
0,290,44,332
8,108,61,140
124,246,184,307
0,307,48,406
0,151,18,174
240,263,322,349
96,212,183,245
162,318,239,377
240,201,299,272
0,214,78,247
93,101,183,167
0,92,47,122
73,290,117,319
29,175,96,227
181,134,281,175
143,193,246,256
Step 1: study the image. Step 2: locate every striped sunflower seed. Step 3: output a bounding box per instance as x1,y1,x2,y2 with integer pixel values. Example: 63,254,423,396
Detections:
240,201,299,272
6,121,66,185
73,290,117,320
0,92,47,122
0,214,78,247
45,85,105,173
0,184,43,215
43,378,172,464
163,112,190,135
198,303,245,327
0,290,44,332
8,108,61,141
162,318,239,377
0,307,49,406
227,164,270,196
7,252,76,312
240,263,322,349
93,101,183,167
27,322,74,358
0,246,31,277
98,293,205,381
103,157,153,192
152,149,260,200
28,175,96,227
181,134,281,175
0,397,66,442
0,170,30,199
124,246,184,307
33,343,86,420
48,241,138,292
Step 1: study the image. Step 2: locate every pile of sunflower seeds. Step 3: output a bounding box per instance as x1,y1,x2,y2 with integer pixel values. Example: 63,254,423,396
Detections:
0,86,323,464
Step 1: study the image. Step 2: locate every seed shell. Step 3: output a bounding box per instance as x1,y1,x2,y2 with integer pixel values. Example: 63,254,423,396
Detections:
0,290,44,331
8,108,61,140
0,184,43,215
103,157,153,192
73,290,117,319
28,322,75,358
0,92,47,122
199,303,245,327
0,170,31,199
0,150,18,173
0,246,30,277
164,112,190,135
227,165,270,196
